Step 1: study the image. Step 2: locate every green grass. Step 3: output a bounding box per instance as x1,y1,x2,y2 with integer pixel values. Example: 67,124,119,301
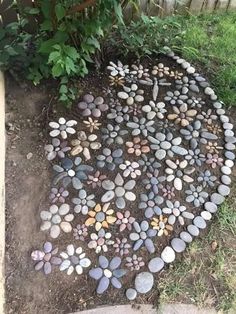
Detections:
157,199,236,312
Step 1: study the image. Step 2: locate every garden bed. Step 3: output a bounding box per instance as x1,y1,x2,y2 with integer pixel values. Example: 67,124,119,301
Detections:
5,53,236,313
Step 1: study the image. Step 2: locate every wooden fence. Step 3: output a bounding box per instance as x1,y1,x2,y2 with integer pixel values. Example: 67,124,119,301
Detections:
0,0,236,27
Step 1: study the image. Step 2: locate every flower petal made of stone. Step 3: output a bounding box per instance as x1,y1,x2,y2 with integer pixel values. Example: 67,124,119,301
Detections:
111,277,122,289
44,262,52,275
97,276,110,294
85,217,96,226
89,267,103,280
75,265,83,275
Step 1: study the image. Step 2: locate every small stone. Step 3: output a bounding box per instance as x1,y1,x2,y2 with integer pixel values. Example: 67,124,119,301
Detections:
204,87,214,95
130,233,140,241
221,166,231,175
218,184,230,196
135,272,154,293
225,143,235,150
225,136,236,144
101,191,115,202
211,193,225,205
161,246,175,263
118,92,128,99
225,130,234,137
171,238,186,252
201,132,218,140
148,257,164,273
225,151,235,160
60,222,72,233
201,211,212,220
116,197,126,209
97,277,109,294
221,175,231,185
204,202,218,213
171,146,188,155
102,180,115,191
223,122,233,130
180,231,193,243
187,66,195,74
126,288,137,300
50,225,60,238
225,159,234,168
26,152,33,159
193,216,207,229
181,61,190,69
59,204,70,215
187,224,199,236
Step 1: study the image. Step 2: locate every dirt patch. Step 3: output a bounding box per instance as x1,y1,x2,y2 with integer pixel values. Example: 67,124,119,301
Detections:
5,55,236,314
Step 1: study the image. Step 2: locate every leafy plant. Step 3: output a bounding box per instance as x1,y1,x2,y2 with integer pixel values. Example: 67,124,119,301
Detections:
0,0,135,106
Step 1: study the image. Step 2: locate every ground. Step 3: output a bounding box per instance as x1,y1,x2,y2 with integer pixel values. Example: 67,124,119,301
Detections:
5,52,236,314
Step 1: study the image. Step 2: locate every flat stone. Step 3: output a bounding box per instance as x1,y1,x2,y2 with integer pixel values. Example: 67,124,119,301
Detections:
161,246,175,263
193,216,207,229
126,288,137,300
171,238,186,253
221,166,231,175
221,175,231,185
201,211,212,220
211,193,225,204
223,122,233,130
116,197,126,209
225,151,235,160
187,224,199,236
225,136,236,144
101,191,115,202
148,257,164,273
218,184,230,196
225,130,234,137
204,202,218,213
225,160,234,167
97,276,109,294
180,231,193,243
171,146,188,155
204,87,214,95
102,180,115,191
225,143,235,150
201,132,218,140
135,272,154,294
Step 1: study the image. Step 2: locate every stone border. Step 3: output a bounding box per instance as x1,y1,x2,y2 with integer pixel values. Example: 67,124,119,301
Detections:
72,304,217,314
0,71,5,313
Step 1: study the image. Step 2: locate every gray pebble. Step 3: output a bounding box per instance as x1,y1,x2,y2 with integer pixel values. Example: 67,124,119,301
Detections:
201,132,218,140
223,122,233,130
102,180,115,191
161,246,175,263
225,136,236,144
210,94,217,100
187,66,195,74
187,224,199,236
225,151,235,160
225,160,234,167
213,102,222,109
225,143,235,150
211,193,225,205
201,211,212,220
217,109,225,115
148,257,164,273
204,87,214,95
180,231,193,243
126,288,137,300
171,146,188,155
101,191,115,202
225,130,234,137
220,115,229,123
221,175,231,185
181,61,190,69
116,197,126,209
218,184,230,196
204,202,218,213
135,272,154,294
193,216,207,229
221,166,231,175
171,238,186,252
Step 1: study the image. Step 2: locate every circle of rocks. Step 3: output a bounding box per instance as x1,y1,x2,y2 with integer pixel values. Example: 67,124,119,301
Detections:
31,51,235,301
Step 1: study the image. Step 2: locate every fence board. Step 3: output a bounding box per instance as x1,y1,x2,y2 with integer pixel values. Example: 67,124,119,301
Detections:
216,0,229,9
228,0,236,8
204,0,217,12
189,0,205,12
146,0,161,16
162,0,176,16
175,0,191,13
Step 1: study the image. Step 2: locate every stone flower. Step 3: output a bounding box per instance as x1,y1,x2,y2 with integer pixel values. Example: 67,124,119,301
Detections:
164,90,188,105
167,104,197,127
53,157,93,190
152,63,170,77
31,242,62,275
169,70,183,80
101,173,136,209
87,171,107,188
85,203,116,231
128,103,142,116
96,148,123,170
49,117,77,139
156,119,176,135
127,116,155,137
180,120,206,149
116,210,135,232
206,153,224,168
185,184,209,207
142,171,166,200
197,170,217,187
72,189,96,215
49,187,69,204
73,224,88,241
118,84,144,105
83,117,101,133
107,105,129,123
89,256,126,294
142,101,167,120
60,245,91,275
113,238,131,256
148,132,187,160
126,136,150,156
101,124,128,145
119,161,141,179
125,254,145,271
78,94,108,118
44,138,71,161
162,200,194,225
185,148,206,166
207,123,223,135
138,154,161,172
129,221,157,253
107,60,129,77
165,159,194,191
130,64,149,79
160,184,175,200
139,191,162,218
175,76,199,93
187,96,205,109
40,204,74,239
71,131,101,159
88,228,114,253
197,109,217,125
109,76,125,86
206,141,223,154
151,215,173,236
